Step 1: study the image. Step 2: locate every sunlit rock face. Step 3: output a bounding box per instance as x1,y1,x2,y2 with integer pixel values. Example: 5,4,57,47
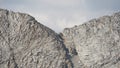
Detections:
62,12,120,68
0,9,73,68
0,8,120,68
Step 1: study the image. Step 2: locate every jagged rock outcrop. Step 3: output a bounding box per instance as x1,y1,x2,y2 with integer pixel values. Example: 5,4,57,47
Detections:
62,12,120,68
0,9,73,68
0,8,120,68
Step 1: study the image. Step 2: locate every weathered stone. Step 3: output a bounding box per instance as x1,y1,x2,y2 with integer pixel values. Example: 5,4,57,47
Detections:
62,12,120,68
0,8,120,68
0,9,72,68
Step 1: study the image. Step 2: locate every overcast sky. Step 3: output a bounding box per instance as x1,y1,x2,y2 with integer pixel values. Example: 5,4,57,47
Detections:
0,0,120,32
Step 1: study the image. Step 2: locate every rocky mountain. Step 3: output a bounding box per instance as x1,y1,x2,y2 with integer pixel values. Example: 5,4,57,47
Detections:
0,8,120,68
62,12,120,68
0,8,73,68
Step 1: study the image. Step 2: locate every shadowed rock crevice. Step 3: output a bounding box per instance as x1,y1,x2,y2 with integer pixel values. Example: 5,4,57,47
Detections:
57,34,74,68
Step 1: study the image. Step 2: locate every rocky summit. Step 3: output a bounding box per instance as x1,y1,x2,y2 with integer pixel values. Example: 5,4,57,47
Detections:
0,8,120,68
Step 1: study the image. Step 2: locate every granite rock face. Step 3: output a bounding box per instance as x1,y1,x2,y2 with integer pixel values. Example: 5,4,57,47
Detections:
0,9,73,68
62,12,120,68
0,8,120,68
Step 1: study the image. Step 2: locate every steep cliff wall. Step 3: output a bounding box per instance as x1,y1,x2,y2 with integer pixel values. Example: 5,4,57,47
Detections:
62,12,120,68
0,8,120,68
0,9,73,68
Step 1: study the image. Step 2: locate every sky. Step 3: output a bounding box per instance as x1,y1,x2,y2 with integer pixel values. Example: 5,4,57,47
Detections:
0,0,120,32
